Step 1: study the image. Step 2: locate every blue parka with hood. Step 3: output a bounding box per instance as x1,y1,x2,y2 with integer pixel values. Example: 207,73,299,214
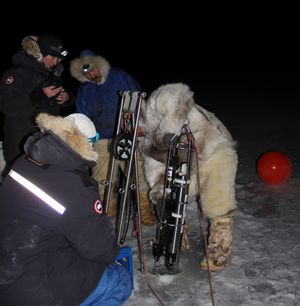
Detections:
70,50,141,139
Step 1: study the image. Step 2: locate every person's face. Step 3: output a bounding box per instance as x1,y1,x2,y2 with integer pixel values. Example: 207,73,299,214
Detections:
84,67,102,83
42,55,61,68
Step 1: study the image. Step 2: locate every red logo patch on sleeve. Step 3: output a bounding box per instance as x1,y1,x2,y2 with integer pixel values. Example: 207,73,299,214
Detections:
5,76,14,85
94,200,103,214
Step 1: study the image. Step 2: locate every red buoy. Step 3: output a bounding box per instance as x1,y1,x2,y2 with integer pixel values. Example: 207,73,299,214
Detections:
257,151,292,186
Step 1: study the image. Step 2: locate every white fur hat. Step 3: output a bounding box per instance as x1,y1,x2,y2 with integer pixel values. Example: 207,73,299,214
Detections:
65,113,99,143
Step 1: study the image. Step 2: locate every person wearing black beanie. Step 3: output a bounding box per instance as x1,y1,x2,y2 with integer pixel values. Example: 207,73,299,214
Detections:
37,35,68,59
0,35,74,179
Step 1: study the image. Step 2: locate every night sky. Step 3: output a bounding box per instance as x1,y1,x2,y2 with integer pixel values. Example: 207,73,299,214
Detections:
1,3,299,113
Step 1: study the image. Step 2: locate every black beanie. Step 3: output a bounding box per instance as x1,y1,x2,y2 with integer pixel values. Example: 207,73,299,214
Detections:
37,35,68,59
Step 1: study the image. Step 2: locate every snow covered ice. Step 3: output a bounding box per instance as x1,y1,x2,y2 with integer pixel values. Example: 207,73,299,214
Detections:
123,92,300,306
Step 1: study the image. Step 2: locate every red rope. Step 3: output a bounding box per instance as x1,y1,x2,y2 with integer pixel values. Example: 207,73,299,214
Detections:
133,216,165,305
132,128,215,306
190,133,215,306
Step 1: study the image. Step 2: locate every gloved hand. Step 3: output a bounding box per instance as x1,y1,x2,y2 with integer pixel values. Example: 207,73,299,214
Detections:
163,133,175,146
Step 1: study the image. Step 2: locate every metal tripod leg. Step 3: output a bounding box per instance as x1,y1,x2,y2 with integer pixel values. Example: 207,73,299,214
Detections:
103,91,146,272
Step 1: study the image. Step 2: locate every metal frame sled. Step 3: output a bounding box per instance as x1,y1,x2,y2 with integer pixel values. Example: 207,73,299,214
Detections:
103,91,146,272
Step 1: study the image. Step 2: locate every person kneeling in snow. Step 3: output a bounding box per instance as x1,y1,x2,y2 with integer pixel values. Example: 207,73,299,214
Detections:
0,113,132,305
138,83,238,271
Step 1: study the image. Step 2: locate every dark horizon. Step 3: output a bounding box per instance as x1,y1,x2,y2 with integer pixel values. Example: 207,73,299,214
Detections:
1,3,299,95
1,3,299,140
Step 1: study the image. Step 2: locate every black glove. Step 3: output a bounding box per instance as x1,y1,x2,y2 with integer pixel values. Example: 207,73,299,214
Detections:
163,133,175,146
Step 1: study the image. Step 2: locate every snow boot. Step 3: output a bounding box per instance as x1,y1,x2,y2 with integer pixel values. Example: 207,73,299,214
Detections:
200,214,234,271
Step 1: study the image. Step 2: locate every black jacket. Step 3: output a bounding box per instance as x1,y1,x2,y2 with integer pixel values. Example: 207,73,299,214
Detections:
0,50,74,169
0,131,119,306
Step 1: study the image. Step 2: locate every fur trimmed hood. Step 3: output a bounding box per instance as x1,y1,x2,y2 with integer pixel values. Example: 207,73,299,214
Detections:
139,82,235,166
35,113,98,162
21,35,66,61
140,83,195,134
141,82,233,141
69,53,110,84
19,35,65,77
21,35,42,60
